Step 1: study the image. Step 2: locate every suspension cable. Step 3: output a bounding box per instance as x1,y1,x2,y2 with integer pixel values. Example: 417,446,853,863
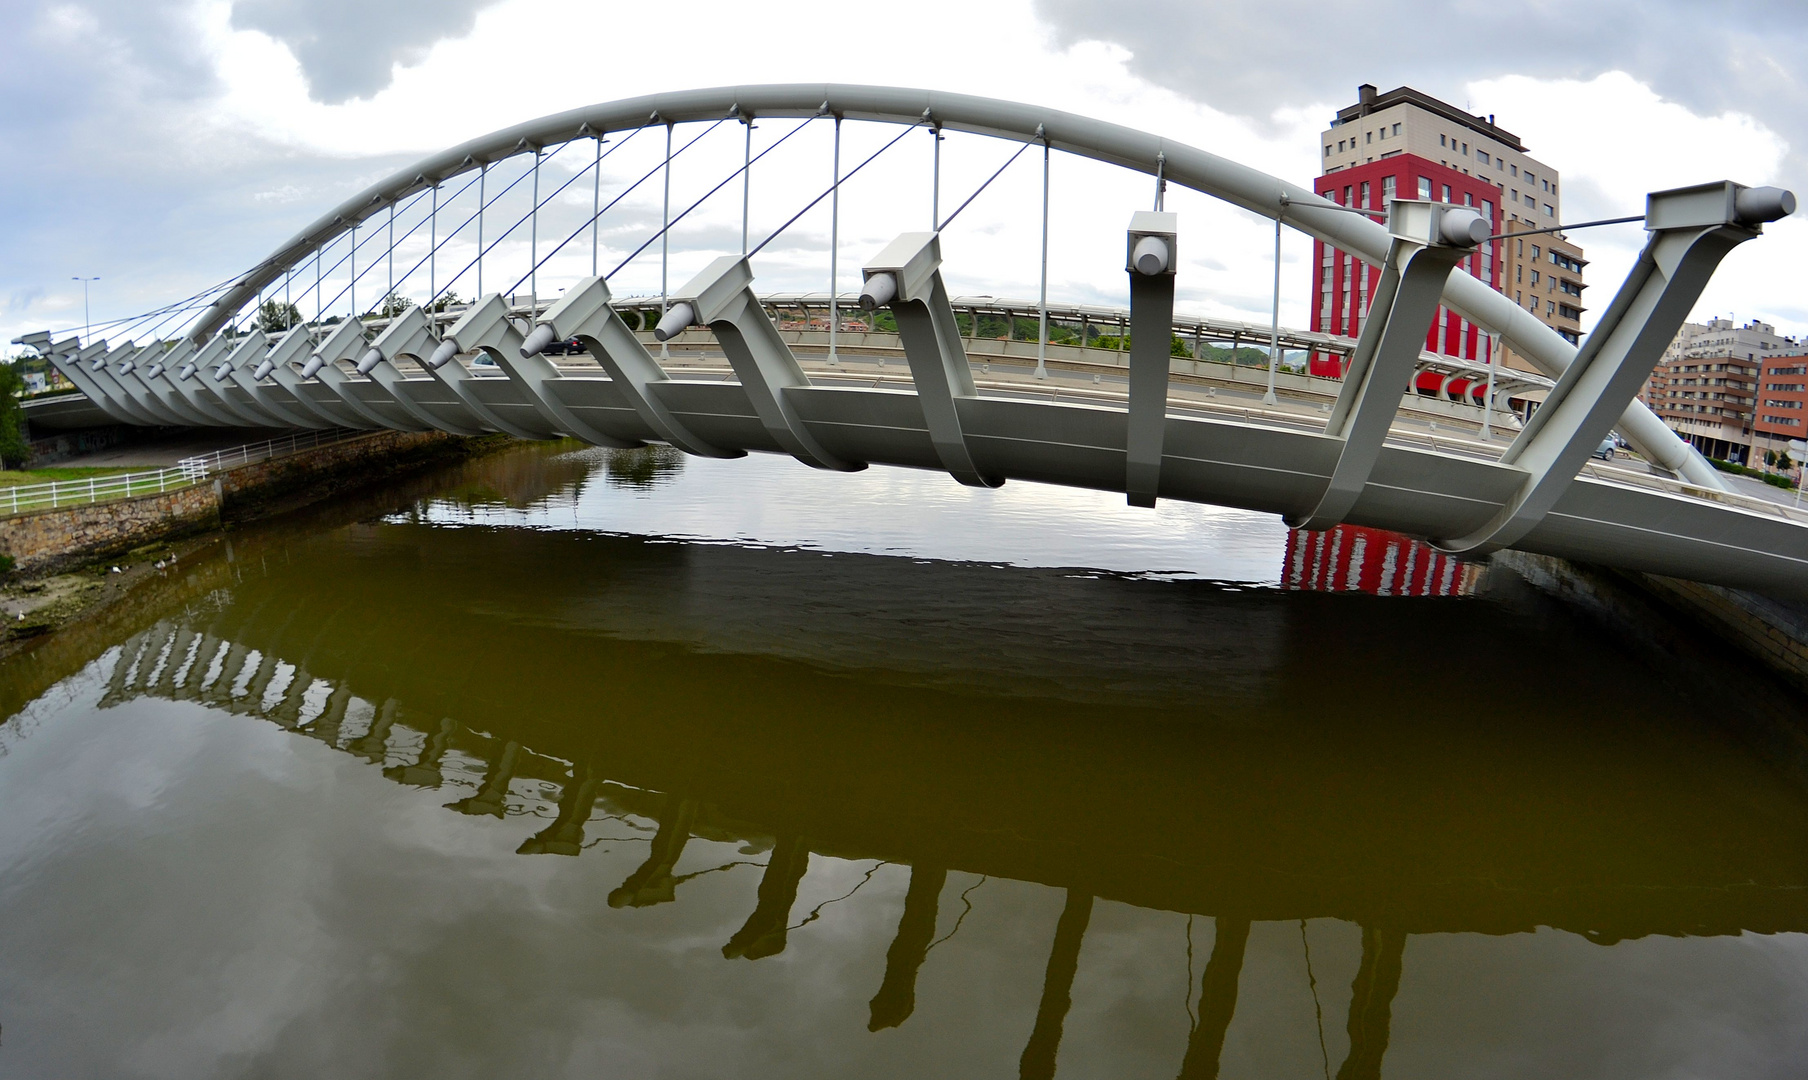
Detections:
745,119,922,261
585,117,813,284
425,123,667,312
936,133,1038,232
295,187,436,319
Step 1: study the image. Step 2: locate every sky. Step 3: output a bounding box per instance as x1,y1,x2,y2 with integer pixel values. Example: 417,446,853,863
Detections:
2,0,1802,351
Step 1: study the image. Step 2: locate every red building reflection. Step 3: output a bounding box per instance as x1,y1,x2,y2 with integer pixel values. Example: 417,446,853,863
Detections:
1284,524,1484,597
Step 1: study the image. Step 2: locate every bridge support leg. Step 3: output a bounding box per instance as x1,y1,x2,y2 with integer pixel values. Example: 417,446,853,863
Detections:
1125,211,1178,507
110,346,191,426
27,337,144,424
532,277,739,457
517,762,601,856
223,333,336,430
416,299,559,440
303,318,425,431
446,741,520,818
862,233,998,487
1019,890,1093,1080
608,795,700,908
1292,200,1487,532
177,335,269,426
722,835,812,960
261,326,376,429
364,307,487,436
1438,182,1794,554
867,864,947,1030
1334,925,1406,1080
664,257,863,472
447,293,642,447
1177,915,1250,1080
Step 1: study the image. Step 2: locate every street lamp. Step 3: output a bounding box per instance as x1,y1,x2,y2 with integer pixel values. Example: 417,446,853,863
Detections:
71,276,99,346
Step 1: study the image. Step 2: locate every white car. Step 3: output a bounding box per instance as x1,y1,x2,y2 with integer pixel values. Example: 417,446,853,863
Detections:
1592,437,1615,460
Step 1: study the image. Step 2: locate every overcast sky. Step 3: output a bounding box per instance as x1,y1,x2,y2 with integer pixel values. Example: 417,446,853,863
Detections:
3,0,1802,350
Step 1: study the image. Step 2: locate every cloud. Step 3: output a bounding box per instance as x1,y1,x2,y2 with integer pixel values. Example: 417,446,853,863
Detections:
227,0,505,104
1030,0,1808,167
1,0,1804,351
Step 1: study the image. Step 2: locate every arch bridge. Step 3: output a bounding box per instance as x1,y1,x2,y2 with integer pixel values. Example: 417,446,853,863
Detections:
15,85,1805,596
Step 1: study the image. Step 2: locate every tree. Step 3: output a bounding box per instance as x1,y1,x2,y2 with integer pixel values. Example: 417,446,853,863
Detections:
427,291,464,314
255,299,302,334
0,363,30,468
370,291,414,320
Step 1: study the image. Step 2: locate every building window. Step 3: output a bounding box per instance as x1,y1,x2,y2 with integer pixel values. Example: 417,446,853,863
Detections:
1764,400,1803,409
1510,164,1518,177
1440,134,1447,147
1441,183,1452,203
1382,176,1396,200
1360,181,1370,206
1532,245,1540,259
1516,267,1523,283
1325,145,1332,157
1482,199,1493,222
1548,301,1557,316
1544,203,1554,216
1461,142,1468,154
1338,140,1345,151
1530,271,1540,286
1417,176,1431,199
1478,151,1491,165
1366,131,1373,144
1392,123,1400,136
1525,193,1537,208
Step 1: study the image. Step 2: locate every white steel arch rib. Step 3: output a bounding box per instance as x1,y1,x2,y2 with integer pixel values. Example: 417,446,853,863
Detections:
187,83,1718,488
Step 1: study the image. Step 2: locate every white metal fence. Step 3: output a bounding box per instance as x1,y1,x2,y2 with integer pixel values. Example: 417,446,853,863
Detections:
0,463,212,516
0,428,370,517
175,428,365,474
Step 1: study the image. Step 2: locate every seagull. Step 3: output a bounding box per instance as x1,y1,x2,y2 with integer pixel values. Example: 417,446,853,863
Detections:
109,566,121,574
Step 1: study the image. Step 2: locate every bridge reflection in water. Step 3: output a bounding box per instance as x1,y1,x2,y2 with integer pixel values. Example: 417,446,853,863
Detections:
54,454,1808,1077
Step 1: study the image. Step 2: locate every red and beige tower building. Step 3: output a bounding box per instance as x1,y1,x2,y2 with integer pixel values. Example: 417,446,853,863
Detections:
1311,85,1586,399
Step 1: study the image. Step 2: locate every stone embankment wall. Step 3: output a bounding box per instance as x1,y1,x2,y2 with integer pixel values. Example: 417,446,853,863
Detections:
0,483,222,573
212,430,454,512
0,430,464,573
1633,574,1808,686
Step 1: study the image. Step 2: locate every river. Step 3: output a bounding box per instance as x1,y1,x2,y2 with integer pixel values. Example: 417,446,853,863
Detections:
0,440,1805,1078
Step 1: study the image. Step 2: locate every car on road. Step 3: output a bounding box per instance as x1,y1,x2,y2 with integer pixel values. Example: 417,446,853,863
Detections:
1592,437,1616,460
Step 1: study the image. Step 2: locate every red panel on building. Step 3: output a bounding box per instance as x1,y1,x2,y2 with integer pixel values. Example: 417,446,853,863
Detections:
1309,155,1503,392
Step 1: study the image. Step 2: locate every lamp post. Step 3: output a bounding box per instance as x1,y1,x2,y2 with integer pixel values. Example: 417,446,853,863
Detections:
72,276,99,346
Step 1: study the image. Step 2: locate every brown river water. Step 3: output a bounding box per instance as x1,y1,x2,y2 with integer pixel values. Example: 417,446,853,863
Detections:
0,440,1805,1079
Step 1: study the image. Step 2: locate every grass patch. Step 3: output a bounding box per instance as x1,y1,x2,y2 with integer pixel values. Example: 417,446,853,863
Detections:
0,466,136,486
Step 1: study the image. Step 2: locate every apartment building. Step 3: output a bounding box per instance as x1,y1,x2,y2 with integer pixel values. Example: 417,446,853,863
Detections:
1315,84,1586,392
1751,353,1808,470
1638,317,1800,462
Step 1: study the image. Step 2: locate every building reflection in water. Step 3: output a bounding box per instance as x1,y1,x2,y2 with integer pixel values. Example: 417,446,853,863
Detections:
1285,524,1485,597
